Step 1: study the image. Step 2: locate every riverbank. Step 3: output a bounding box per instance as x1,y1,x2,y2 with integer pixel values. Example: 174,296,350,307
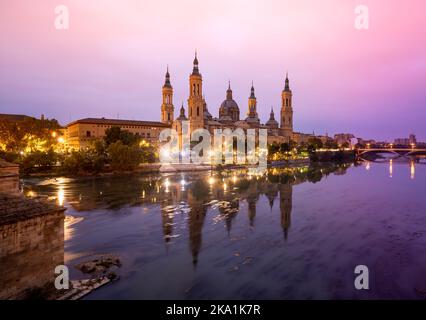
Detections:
23,158,314,178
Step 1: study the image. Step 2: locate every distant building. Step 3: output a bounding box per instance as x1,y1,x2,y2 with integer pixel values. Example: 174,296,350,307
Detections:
334,133,355,146
0,113,34,122
65,118,169,150
394,134,416,146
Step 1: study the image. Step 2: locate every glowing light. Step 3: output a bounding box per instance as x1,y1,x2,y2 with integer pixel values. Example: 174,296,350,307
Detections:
164,178,170,192
208,177,215,185
411,161,415,179
223,183,227,191
51,131,57,138
27,190,36,197
58,137,65,144
365,162,371,171
58,187,65,206
142,190,146,198
232,175,237,183
389,159,393,178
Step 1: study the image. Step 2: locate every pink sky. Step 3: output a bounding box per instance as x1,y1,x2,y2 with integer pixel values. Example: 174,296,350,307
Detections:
0,0,425,141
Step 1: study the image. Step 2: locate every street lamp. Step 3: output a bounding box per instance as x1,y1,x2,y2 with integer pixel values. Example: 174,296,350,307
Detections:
411,143,416,149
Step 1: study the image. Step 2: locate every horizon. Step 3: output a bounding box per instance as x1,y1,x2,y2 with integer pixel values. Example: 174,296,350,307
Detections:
1,0,425,141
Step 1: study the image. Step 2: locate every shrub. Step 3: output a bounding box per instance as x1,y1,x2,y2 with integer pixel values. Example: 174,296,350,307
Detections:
108,141,142,171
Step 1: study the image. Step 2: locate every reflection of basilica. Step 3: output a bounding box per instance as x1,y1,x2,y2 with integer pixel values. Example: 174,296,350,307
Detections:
23,164,351,269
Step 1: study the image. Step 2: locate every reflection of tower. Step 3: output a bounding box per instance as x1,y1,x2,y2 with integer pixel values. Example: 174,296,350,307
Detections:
188,52,205,133
218,199,239,235
280,73,293,139
279,183,293,240
247,198,256,226
161,203,174,248
161,67,174,124
187,190,207,267
265,185,279,211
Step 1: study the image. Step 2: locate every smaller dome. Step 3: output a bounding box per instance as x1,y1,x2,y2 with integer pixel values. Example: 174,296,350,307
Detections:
266,107,279,128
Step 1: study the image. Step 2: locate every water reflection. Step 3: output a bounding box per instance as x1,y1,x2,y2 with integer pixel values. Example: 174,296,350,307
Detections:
411,160,415,179
18,160,426,299
23,163,352,268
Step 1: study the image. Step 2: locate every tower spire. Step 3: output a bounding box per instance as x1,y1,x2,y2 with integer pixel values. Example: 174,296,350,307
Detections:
192,50,199,75
226,80,233,100
269,106,275,120
284,72,290,92
164,65,171,88
250,81,256,99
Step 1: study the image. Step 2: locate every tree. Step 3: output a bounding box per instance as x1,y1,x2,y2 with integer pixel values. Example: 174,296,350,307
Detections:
108,141,142,171
104,126,139,146
0,117,61,152
341,142,350,149
267,143,280,155
325,140,338,149
21,149,57,174
307,137,323,151
279,142,291,153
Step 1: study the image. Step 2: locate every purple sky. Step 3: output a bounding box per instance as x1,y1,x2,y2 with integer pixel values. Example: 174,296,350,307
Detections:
0,0,425,141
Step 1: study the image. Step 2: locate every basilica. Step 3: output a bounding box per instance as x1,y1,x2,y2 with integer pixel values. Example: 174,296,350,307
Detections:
65,53,313,150
161,53,307,146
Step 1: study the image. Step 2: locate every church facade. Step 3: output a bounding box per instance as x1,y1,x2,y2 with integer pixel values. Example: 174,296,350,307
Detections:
66,53,314,150
163,53,303,147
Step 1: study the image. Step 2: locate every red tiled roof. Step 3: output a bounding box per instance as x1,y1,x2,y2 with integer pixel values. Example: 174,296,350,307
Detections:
66,118,170,128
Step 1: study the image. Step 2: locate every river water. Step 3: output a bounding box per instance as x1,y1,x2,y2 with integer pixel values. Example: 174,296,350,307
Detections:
21,160,426,299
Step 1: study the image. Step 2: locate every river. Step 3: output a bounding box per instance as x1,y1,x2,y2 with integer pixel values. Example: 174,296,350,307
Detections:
19,160,426,299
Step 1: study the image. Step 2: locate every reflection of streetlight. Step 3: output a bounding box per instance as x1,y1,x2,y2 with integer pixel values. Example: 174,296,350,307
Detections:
411,160,415,180
365,162,371,171
58,187,65,206
389,159,393,178
208,177,215,185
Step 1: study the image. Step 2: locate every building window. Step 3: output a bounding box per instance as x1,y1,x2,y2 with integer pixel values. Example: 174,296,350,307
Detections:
147,133,150,138
193,84,196,94
86,131,91,137
168,113,170,121
197,107,199,116
197,84,200,95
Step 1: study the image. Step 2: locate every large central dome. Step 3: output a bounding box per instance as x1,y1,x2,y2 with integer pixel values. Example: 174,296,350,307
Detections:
219,83,240,122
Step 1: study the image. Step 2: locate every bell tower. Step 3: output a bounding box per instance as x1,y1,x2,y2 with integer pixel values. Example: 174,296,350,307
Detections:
188,52,204,132
161,66,174,124
246,82,259,123
280,72,293,138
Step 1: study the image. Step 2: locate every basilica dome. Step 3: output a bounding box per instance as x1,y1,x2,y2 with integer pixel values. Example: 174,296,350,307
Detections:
219,83,240,122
